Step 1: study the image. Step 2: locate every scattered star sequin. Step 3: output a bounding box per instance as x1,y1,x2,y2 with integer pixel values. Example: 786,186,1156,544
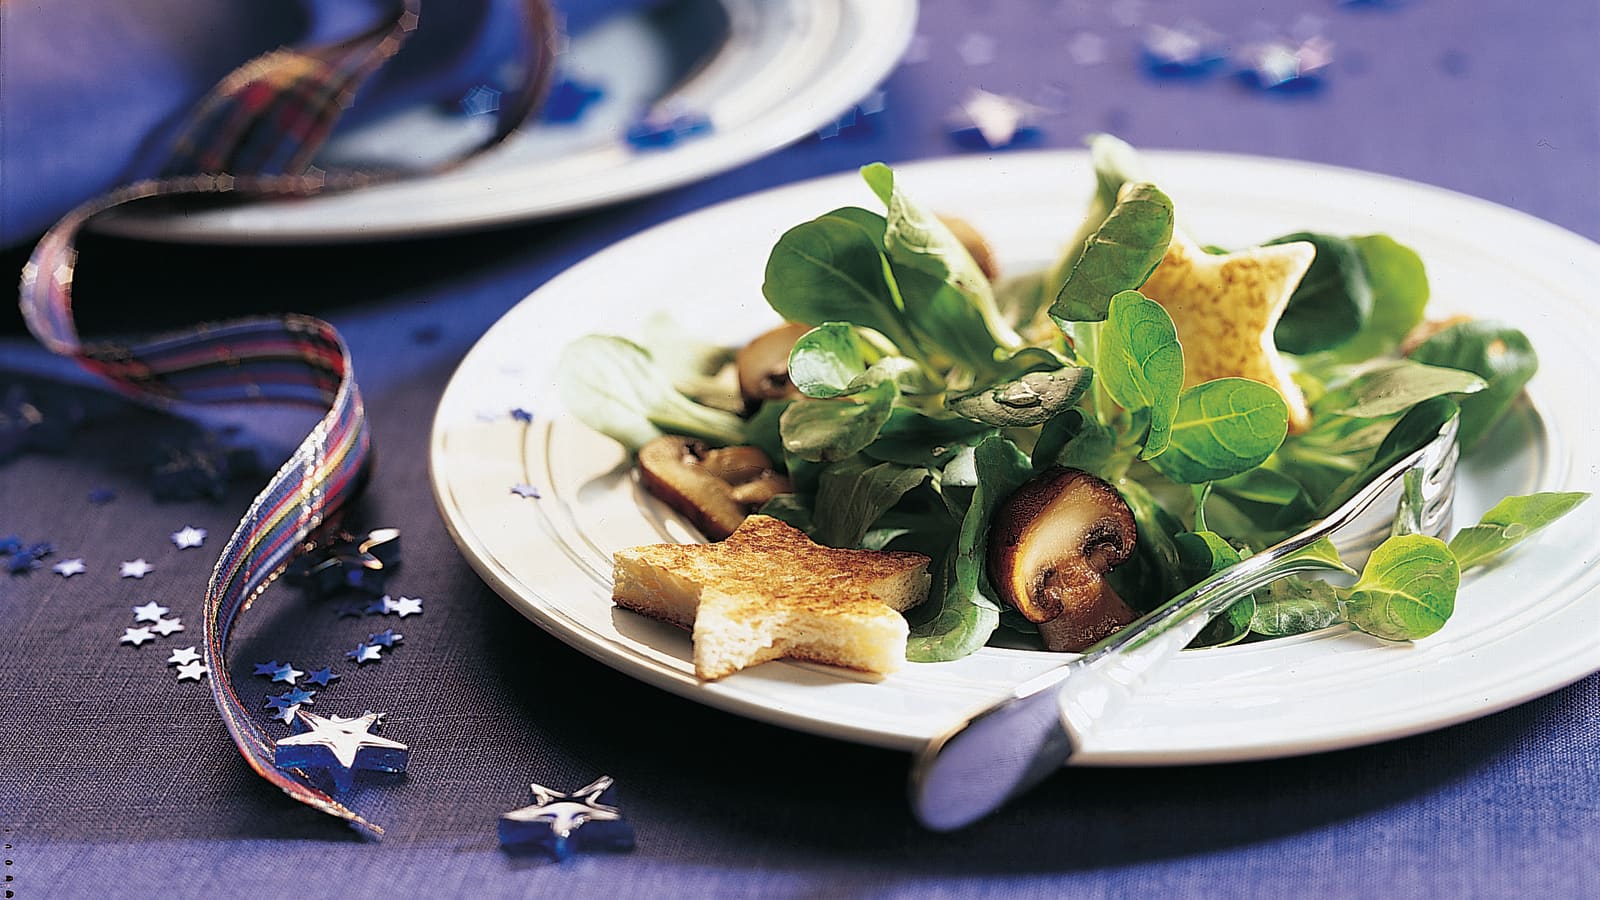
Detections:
152,617,185,636
389,596,424,618
271,703,302,725
813,89,886,141
367,595,395,615
346,643,384,665
253,660,284,677
133,601,170,623
170,526,207,550
167,646,202,666
540,76,605,124
511,407,534,423
52,557,86,577
1142,22,1228,78
120,559,154,579
624,107,712,150
121,626,156,647
273,711,409,792
459,83,502,117
499,776,635,859
304,666,340,687
948,89,1043,151
1237,36,1334,92
270,663,306,685
175,660,209,682
266,688,316,711
511,483,541,499
367,629,403,648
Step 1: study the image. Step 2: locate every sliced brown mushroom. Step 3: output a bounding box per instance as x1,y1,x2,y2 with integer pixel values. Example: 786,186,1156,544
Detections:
937,213,1000,283
735,322,812,410
987,467,1140,652
637,436,793,540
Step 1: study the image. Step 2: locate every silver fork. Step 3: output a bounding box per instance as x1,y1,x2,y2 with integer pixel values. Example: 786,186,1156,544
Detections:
908,413,1459,831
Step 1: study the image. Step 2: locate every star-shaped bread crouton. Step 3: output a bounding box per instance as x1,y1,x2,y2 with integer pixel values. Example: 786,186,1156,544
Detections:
612,515,931,680
1137,231,1316,432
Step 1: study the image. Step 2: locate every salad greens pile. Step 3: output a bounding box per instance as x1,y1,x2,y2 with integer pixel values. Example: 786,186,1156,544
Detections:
559,135,1587,662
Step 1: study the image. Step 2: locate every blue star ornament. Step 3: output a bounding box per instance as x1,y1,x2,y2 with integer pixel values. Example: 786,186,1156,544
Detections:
304,666,340,687
274,711,409,793
499,777,635,859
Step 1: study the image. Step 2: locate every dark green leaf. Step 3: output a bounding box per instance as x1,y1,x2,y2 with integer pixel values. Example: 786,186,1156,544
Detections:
1320,398,1457,515
1174,531,1253,647
1214,467,1318,533
1051,183,1175,323
1097,290,1184,456
1047,134,1150,293
761,209,921,353
813,457,930,548
756,494,815,534
907,435,1033,661
1032,408,1119,476
1267,232,1373,354
860,408,994,467
744,399,791,465
1147,378,1289,484
1343,534,1458,640
947,366,1093,427
1107,479,1188,613
779,380,898,462
1409,321,1538,450
1329,235,1430,363
1316,359,1485,419
1448,491,1590,570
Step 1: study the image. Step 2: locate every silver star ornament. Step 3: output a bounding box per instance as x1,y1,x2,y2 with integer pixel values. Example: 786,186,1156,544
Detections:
273,711,409,793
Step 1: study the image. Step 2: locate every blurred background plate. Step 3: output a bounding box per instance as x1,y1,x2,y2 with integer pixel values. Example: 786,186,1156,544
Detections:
94,0,916,244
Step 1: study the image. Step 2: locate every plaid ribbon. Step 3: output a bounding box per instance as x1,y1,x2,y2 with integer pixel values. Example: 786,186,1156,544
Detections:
18,0,556,839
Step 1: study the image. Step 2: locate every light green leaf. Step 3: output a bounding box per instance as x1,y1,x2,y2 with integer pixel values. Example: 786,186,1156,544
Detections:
1051,183,1175,323
1251,576,1344,637
787,323,871,398
1097,290,1184,457
761,209,922,354
1317,359,1485,419
1328,234,1430,363
1047,133,1149,292
556,335,746,451
1448,491,1590,570
779,380,898,462
813,457,930,548
1343,533,1459,641
1146,378,1290,484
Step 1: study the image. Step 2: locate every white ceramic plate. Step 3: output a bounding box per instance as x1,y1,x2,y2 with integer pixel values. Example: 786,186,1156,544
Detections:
94,0,916,244
429,151,1600,765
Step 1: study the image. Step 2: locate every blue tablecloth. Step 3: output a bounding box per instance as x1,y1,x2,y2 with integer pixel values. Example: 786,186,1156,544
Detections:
3,1,1598,897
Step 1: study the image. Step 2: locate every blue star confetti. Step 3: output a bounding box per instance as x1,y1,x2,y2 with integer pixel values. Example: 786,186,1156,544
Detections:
459,83,502,117
346,643,383,665
304,666,340,687
1236,36,1334,93
274,711,409,793
510,407,534,423
266,688,316,711
270,663,306,685
499,776,635,859
271,703,303,725
541,76,605,124
284,528,402,597
812,89,886,141
511,483,541,499
253,660,284,677
367,629,403,648
5,542,52,574
88,487,117,505
366,595,394,615
625,107,712,150
1141,22,1228,78
947,90,1043,151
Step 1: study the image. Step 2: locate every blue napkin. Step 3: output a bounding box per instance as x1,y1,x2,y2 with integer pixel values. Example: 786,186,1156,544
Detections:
0,0,656,248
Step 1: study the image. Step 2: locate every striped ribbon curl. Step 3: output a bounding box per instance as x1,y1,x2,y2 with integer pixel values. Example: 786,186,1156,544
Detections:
18,0,557,838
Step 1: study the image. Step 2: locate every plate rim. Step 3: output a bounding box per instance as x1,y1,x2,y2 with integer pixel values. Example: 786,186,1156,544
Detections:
92,0,919,245
429,147,1600,764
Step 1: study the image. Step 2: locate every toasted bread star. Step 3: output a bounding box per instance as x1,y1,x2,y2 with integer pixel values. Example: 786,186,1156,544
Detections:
612,515,931,680
1137,231,1316,431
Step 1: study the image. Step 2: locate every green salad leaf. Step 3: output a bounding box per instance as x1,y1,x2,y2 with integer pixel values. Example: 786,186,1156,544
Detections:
1096,290,1184,456
1343,533,1459,640
1051,183,1175,323
1173,530,1253,647
557,335,747,451
1315,359,1485,419
779,380,898,462
1327,234,1430,362
1408,320,1538,450
1250,576,1344,637
1147,378,1290,484
813,457,930,549
1447,491,1590,570
947,366,1093,427
1268,232,1373,354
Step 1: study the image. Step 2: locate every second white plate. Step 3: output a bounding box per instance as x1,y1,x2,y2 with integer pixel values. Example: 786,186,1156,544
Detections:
430,150,1600,764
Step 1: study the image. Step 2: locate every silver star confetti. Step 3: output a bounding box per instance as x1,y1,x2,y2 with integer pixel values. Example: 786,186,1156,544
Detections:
510,483,541,499
949,89,1043,151
175,660,209,682
170,526,207,550
390,596,423,618
498,776,635,859
273,711,409,793
167,646,202,666
121,626,155,647
132,600,170,623
271,703,302,725
346,643,383,665
270,663,305,685
120,559,154,579
52,557,86,577
152,616,185,636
